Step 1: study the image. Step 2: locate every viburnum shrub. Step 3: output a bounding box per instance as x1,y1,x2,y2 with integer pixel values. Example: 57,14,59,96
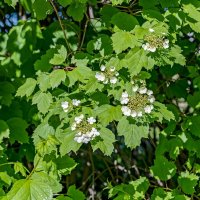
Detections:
0,0,200,199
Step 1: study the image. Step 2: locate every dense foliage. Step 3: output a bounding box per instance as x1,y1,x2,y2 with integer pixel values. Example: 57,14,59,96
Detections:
0,0,200,199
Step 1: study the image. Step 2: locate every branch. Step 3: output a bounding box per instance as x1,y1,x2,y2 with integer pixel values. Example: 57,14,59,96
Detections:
49,0,72,53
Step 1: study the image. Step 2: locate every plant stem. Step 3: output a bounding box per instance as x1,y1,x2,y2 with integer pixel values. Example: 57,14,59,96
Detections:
26,156,42,180
49,0,72,53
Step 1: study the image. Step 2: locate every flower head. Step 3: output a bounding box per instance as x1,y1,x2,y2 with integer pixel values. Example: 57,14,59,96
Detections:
72,114,99,144
95,65,119,85
120,86,155,118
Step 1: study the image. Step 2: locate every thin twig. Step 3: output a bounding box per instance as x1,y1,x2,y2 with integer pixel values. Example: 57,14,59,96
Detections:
89,146,95,200
79,17,89,50
49,0,72,53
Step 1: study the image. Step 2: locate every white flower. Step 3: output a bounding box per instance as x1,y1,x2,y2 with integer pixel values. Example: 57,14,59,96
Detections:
189,37,195,42
115,72,119,76
110,66,115,72
75,114,84,124
149,28,155,33
71,123,76,131
103,79,109,84
122,91,129,98
163,39,169,49
82,137,90,144
120,97,129,104
149,96,155,103
147,90,153,96
144,105,153,113
137,111,143,117
121,106,131,116
61,101,69,110
110,77,117,84
187,32,194,37
100,65,106,71
142,43,148,50
148,46,156,52
138,87,147,94
72,99,81,106
163,43,169,49
164,39,169,44
131,111,137,117
132,85,139,92
90,128,100,137
75,136,84,143
95,72,106,81
87,117,96,124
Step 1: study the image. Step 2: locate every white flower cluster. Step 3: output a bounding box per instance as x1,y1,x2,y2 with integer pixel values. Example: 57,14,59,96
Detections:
61,99,81,112
142,28,169,52
71,114,100,144
187,32,195,42
120,86,155,118
95,65,119,84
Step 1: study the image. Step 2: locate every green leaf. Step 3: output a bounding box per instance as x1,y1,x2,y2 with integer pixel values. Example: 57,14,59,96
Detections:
49,45,67,65
111,12,139,31
168,45,186,66
55,155,77,175
7,179,53,200
33,123,55,143
0,120,10,143
16,78,37,98
153,102,175,122
67,2,86,22
32,91,53,114
66,185,86,200
7,118,28,144
35,135,59,156
58,0,72,7
67,66,92,87
92,127,115,156
4,0,18,7
0,82,15,106
151,156,176,181
33,0,53,20
117,117,149,149
31,172,62,194
94,105,122,126
188,116,200,137
178,171,198,195
121,48,155,76
84,76,104,94
60,130,82,155
112,31,138,54
14,162,27,177
37,72,51,92
111,0,130,5
100,5,119,26
0,172,12,186
34,49,57,72
151,188,173,200
109,177,149,199
49,69,66,89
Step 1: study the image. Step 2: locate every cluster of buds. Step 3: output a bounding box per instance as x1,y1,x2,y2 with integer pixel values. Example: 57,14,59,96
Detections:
120,85,155,118
95,65,119,84
71,114,100,144
61,99,81,112
142,28,169,52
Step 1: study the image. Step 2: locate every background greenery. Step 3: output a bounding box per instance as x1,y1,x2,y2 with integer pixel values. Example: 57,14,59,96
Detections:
0,0,200,199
